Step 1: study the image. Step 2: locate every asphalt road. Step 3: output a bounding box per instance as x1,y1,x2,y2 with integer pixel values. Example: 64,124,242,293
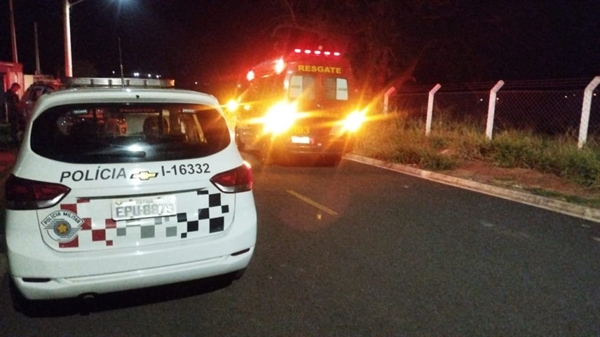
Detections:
1,153,600,336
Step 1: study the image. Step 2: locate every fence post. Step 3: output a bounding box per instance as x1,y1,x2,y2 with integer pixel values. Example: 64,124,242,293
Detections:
425,84,442,136
485,80,505,140
578,76,600,149
383,86,396,114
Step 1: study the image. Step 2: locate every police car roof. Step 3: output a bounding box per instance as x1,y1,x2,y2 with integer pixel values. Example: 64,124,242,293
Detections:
63,77,175,89
30,85,221,120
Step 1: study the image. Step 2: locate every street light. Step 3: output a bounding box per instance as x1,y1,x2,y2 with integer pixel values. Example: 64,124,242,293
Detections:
63,0,127,78
63,0,84,78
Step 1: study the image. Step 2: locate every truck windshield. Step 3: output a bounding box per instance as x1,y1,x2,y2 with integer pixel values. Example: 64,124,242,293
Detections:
288,75,349,101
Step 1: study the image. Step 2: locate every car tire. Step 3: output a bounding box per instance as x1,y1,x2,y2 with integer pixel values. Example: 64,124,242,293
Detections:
259,138,274,165
260,150,273,166
8,278,34,314
230,268,246,280
326,155,342,167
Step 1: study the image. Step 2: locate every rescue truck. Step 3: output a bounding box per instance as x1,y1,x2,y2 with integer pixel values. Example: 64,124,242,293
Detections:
232,47,366,165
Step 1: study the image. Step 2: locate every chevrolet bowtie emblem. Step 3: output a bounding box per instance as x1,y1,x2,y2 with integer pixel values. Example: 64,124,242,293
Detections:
131,171,159,180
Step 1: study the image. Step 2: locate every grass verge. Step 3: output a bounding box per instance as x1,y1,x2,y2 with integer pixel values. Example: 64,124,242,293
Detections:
353,115,600,206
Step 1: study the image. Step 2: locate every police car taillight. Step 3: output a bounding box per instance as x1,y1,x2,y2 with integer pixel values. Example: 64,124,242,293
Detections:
210,162,253,193
5,174,71,210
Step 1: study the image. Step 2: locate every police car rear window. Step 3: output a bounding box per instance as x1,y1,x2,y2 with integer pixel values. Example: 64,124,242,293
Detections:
31,103,230,163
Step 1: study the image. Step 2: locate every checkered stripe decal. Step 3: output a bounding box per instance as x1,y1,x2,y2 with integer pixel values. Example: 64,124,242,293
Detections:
45,189,232,250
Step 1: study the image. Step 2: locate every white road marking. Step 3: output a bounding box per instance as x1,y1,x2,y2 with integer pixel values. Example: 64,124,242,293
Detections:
286,190,339,216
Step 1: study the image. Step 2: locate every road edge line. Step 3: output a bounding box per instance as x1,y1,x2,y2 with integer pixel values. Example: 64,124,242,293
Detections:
345,153,600,223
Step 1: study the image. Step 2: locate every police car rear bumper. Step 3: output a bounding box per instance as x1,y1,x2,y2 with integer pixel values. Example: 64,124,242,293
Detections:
10,247,254,300
6,195,257,300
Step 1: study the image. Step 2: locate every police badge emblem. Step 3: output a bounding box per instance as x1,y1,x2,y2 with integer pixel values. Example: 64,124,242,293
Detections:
41,210,84,242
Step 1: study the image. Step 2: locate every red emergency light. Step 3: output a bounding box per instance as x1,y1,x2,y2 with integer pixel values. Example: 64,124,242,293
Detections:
293,48,340,57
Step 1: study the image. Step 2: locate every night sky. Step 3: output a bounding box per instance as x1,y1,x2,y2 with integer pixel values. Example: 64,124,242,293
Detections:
1,0,600,97
1,1,272,91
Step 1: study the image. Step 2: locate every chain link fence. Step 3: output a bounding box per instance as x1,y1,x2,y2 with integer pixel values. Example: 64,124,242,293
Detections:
391,78,600,142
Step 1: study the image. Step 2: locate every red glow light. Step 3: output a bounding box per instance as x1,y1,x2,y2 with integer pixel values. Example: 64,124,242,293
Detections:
293,48,341,57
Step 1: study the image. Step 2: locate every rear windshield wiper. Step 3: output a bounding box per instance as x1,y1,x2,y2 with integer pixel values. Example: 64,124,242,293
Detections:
83,149,147,158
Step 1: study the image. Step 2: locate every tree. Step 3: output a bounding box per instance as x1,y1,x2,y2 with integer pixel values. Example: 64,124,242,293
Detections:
72,59,98,77
266,0,600,97
267,0,454,98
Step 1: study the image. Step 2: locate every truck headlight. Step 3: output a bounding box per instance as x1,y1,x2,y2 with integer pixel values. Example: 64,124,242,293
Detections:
263,102,298,135
226,99,239,112
342,110,366,132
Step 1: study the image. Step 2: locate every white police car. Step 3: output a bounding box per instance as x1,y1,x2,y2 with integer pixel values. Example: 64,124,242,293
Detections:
4,77,257,308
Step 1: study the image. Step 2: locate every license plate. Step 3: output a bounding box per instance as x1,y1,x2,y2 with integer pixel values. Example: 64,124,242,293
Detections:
112,195,177,220
291,136,311,144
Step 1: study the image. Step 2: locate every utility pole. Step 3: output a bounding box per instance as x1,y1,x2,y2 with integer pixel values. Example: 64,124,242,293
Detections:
35,22,41,75
118,37,125,83
9,0,18,63
63,0,73,77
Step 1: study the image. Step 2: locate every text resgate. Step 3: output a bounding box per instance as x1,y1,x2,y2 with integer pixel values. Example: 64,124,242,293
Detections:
297,65,342,74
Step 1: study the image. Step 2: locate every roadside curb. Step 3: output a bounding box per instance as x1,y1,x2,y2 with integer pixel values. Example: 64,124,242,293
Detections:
345,153,600,224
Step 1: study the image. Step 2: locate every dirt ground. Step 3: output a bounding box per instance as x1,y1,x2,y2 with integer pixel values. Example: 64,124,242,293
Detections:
441,160,600,208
